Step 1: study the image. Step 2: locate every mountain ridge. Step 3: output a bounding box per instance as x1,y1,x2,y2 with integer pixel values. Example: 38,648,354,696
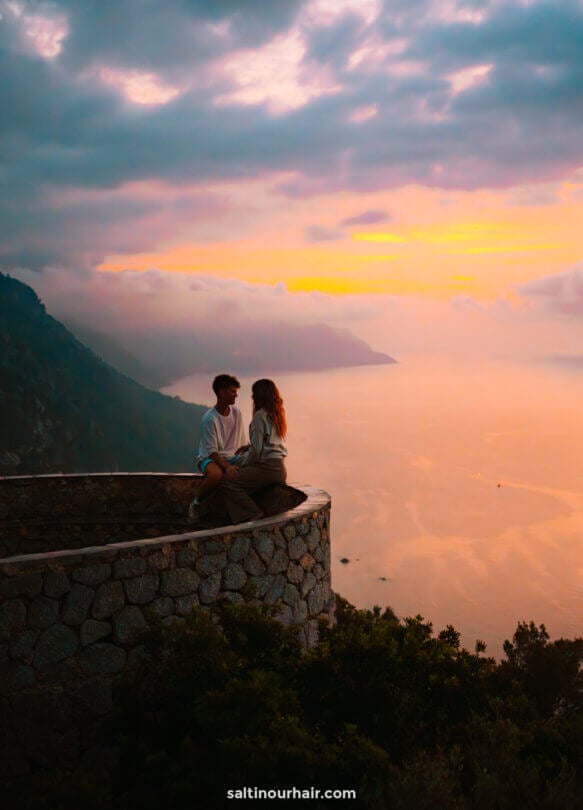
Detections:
0,273,205,475
61,318,396,389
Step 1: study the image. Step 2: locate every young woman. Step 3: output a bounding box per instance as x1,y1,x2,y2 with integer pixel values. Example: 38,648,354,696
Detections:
219,378,287,523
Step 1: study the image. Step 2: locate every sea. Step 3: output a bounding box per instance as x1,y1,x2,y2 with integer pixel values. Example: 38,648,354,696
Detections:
163,356,583,658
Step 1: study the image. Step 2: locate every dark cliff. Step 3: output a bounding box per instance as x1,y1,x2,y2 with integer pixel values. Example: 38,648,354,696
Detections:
0,273,205,475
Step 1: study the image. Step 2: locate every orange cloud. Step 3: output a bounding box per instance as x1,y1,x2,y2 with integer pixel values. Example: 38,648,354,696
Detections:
98,179,583,301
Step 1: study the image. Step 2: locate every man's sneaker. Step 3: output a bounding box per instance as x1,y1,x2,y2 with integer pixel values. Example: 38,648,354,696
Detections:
187,498,201,524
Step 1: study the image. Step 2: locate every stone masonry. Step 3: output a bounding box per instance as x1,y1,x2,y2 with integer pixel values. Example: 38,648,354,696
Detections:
0,474,332,777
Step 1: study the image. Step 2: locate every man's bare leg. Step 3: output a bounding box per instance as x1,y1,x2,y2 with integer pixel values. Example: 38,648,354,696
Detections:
198,461,224,501
189,462,224,523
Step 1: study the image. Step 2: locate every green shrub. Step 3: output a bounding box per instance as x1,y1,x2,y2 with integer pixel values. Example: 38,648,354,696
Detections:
9,599,582,809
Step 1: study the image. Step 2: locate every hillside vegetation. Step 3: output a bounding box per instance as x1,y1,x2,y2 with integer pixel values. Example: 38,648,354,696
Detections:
0,273,205,475
7,599,583,809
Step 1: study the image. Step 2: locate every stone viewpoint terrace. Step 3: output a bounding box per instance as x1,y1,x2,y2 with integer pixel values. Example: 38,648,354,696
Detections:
0,473,333,776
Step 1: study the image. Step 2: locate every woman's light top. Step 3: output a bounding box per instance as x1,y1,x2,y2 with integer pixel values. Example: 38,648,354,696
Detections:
240,408,287,465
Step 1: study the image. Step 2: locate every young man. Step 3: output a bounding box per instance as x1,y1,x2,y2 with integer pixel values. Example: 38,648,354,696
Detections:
188,374,249,522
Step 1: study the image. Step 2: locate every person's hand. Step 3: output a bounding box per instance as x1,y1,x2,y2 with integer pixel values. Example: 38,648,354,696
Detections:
224,464,239,481
235,444,250,454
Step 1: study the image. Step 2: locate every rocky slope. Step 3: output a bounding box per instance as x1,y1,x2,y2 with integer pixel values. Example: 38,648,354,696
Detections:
0,273,205,475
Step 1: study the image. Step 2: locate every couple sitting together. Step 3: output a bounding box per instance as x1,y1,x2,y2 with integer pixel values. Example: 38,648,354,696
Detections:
188,374,288,525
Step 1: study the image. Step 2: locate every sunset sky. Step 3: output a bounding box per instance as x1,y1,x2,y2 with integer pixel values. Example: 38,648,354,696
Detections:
3,0,583,360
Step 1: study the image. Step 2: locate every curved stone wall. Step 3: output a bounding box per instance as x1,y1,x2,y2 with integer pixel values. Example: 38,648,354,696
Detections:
0,472,219,556
0,474,332,777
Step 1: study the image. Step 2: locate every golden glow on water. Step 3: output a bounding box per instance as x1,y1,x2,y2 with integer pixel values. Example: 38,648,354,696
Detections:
164,358,583,657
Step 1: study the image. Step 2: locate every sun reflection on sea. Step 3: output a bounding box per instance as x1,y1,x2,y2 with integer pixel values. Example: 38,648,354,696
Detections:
164,356,583,657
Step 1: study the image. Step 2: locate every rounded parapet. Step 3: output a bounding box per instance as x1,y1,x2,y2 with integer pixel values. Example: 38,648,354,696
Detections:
0,473,333,776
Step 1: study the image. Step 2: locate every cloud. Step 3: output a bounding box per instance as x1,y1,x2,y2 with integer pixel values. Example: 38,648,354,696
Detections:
505,184,560,208
0,183,229,269
57,0,306,73
303,7,369,72
8,265,397,382
3,0,583,272
406,1,583,72
215,29,342,114
339,208,391,226
305,225,343,242
11,261,583,376
518,263,583,318
10,265,387,332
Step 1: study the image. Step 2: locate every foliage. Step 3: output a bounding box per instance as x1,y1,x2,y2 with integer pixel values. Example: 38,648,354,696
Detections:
105,600,583,808
502,621,583,716
7,599,583,809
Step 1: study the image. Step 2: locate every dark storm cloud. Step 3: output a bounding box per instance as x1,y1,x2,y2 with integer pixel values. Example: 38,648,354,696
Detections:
3,0,583,271
407,1,583,70
58,0,306,73
402,2,583,145
303,9,366,71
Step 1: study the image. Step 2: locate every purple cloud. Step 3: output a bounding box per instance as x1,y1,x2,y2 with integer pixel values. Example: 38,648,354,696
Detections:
518,264,583,318
305,225,343,243
339,209,391,227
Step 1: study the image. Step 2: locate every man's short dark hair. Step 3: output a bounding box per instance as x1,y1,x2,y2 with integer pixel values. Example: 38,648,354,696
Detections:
212,374,240,395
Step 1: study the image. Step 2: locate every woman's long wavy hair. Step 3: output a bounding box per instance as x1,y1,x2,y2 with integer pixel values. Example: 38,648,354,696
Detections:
252,379,287,439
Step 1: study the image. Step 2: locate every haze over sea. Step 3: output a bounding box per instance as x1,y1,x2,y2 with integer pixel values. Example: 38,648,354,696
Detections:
165,357,583,658
6,0,583,663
